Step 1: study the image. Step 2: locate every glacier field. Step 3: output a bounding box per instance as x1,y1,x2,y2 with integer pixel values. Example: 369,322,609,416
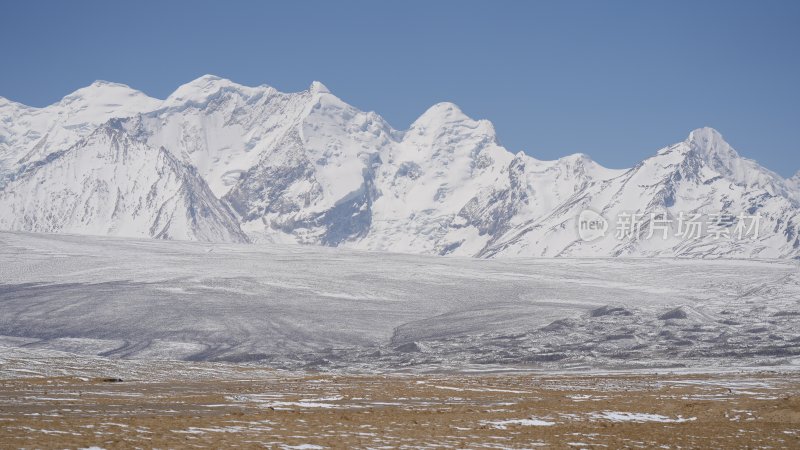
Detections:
0,231,798,372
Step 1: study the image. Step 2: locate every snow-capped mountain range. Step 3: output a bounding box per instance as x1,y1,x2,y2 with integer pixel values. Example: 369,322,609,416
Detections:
1,75,798,258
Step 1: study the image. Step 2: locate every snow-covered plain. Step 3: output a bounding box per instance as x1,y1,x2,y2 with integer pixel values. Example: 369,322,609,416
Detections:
1,231,798,372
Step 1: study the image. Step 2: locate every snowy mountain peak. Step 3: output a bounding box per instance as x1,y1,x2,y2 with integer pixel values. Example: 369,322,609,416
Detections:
309,80,330,94
194,74,224,82
63,80,147,99
789,171,800,192
58,80,159,110
688,126,724,141
1,77,799,259
561,152,592,163
409,102,496,138
687,127,740,161
0,96,26,110
680,126,799,200
89,79,126,88
402,102,499,160
413,102,469,124
164,74,247,106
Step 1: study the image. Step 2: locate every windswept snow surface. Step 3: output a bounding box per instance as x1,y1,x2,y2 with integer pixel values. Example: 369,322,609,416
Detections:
0,232,798,372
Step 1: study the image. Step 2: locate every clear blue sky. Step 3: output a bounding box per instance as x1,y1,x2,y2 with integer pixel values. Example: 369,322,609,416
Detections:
2,1,798,176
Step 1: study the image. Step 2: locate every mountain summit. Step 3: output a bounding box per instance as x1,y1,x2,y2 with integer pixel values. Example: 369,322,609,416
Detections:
0,77,798,258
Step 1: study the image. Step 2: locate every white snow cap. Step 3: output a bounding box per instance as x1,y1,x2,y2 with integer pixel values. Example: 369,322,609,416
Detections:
309,80,330,94
87,80,130,89
165,74,240,105
413,102,470,124
60,80,153,104
0,95,21,109
51,80,161,124
687,126,740,160
688,126,725,145
562,152,593,163
410,103,475,133
409,101,497,140
402,101,499,155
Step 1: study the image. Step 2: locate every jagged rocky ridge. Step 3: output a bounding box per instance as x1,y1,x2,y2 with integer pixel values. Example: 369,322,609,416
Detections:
0,76,798,257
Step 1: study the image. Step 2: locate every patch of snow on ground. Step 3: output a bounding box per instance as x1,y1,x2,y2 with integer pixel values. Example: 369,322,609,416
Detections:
589,411,697,423
482,417,556,429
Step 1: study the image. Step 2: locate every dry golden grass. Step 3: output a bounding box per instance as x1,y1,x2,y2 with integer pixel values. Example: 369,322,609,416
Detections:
1,370,798,448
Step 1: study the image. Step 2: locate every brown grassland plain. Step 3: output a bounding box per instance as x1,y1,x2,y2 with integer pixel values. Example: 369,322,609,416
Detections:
0,369,798,449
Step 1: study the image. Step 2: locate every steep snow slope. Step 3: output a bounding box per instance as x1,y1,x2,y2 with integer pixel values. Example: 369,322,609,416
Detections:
0,77,798,258
485,128,800,258
0,122,247,242
0,232,797,370
121,80,632,254
359,103,625,256
356,102,517,254
142,75,326,197
0,82,161,183
789,171,800,196
689,127,800,204
223,82,396,245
